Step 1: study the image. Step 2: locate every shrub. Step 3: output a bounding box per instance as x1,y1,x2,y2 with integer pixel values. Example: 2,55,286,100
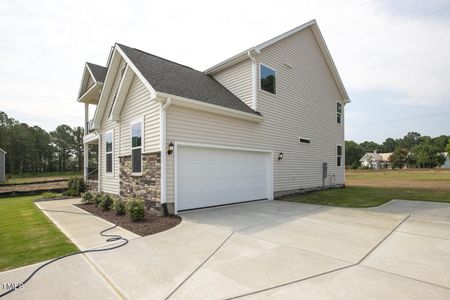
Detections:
98,193,113,210
81,191,95,204
112,197,126,215
94,192,104,206
126,198,145,221
65,176,86,196
42,192,59,199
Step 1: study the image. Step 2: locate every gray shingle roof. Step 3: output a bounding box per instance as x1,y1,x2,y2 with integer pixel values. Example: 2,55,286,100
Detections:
117,44,259,115
86,62,107,83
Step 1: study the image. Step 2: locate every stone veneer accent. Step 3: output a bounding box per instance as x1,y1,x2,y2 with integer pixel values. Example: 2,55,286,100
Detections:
119,152,162,215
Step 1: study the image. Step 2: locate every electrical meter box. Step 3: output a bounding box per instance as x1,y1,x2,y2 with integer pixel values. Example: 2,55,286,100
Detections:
322,162,328,179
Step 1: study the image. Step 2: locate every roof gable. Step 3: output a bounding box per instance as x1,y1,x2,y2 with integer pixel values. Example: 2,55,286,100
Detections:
205,20,349,103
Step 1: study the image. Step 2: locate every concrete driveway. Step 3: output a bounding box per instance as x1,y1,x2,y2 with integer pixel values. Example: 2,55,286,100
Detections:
1,199,449,299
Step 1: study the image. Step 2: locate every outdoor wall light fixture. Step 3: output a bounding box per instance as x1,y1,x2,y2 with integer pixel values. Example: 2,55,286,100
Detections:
167,142,174,155
278,152,283,160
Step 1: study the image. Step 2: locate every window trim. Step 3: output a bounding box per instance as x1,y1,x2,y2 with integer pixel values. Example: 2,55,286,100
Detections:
130,117,144,176
259,63,277,95
105,129,114,176
336,144,343,167
299,137,311,144
337,102,343,125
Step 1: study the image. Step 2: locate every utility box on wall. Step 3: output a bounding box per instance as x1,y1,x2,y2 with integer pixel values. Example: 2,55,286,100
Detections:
322,162,328,179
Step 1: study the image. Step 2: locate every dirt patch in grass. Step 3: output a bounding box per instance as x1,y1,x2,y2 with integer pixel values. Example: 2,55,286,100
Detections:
75,204,181,236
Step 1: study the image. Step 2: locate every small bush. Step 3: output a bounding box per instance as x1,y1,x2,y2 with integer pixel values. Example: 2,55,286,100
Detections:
81,191,95,204
98,193,113,210
94,192,104,206
42,192,59,199
126,198,145,221
65,176,86,196
112,197,126,215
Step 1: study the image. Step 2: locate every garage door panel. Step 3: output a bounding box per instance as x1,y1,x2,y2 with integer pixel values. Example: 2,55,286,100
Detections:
177,145,271,211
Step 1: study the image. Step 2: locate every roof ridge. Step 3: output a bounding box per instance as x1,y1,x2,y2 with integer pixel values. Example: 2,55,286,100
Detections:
116,43,198,72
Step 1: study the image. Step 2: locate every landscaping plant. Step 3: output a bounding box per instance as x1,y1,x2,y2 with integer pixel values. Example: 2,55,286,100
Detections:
65,176,86,196
126,197,145,221
112,197,126,215
99,193,113,210
81,191,95,204
94,192,104,206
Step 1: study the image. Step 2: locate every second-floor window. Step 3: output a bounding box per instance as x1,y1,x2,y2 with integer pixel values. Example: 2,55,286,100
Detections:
337,102,342,124
105,131,113,174
131,120,143,174
260,64,276,94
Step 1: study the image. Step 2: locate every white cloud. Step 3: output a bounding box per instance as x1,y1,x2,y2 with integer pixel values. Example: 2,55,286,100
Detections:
0,0,449,131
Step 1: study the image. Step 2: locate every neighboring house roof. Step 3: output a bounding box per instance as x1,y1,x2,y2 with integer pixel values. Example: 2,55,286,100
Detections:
360,152,392,163
86,62,107,83
0,148,6,154
204,19,350,103
116,44,258,115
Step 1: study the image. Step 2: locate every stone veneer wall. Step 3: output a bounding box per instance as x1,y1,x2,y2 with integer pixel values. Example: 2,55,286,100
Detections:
119,152,162,215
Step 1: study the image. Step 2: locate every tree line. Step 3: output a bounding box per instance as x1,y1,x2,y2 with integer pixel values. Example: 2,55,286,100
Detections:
0,111,97,175
346,132,450,169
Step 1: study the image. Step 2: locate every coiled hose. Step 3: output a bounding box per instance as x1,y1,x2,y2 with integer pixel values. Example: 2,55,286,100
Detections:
0,224,128,298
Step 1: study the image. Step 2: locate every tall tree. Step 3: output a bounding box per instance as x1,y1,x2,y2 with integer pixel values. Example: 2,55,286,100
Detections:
389,149,408,169
72,126,84,173
50,125,74,172
345,141,365,168
399,132,421,150
382,138,398,153
359,141,381,153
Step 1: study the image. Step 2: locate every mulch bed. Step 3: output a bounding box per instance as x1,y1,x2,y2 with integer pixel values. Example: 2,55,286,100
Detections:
75,204,181,236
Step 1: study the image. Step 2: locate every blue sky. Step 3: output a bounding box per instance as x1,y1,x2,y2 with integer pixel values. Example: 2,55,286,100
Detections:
0,0,449,143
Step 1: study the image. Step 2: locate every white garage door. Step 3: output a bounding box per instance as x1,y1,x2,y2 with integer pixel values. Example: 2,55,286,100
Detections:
176,145,272,211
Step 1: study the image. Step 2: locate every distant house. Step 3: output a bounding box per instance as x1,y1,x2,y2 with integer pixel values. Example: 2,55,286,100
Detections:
440,152,450,169
0,148,6,182
359,150,392,169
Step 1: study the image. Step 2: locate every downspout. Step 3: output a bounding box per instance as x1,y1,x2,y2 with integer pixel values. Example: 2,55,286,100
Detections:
160,97,172,216
247,50,258,111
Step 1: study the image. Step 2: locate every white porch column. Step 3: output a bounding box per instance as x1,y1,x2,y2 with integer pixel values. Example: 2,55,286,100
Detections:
84,103,89,181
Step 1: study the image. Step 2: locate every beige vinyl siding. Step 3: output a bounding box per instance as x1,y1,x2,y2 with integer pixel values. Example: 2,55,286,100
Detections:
86,73,95,89
99,56,161,194
166,27,345,204
99,58,126,194
212,59,253,108
119,75,160,155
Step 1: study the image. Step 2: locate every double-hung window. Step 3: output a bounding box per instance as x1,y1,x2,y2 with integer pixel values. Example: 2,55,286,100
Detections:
131,120,143,174
105,131,113,174
337,145,342,167
337,102,342,124
260,64,276,94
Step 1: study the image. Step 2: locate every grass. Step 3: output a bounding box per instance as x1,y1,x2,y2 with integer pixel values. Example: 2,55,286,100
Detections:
283,169,450,207
0,195,78,271
1,172,81,185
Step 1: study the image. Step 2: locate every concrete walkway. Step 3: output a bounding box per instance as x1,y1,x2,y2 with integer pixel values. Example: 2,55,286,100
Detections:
1,199,449,299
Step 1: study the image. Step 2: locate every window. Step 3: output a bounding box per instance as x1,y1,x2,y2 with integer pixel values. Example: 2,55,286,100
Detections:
260,64,276,94
131,120,143,174
337,145,342,167
105,131,113,174
299,138,311,144
337,102,342,124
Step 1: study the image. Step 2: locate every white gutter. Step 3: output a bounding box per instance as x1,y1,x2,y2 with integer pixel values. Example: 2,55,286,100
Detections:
247,51,258,111
160,97,172,206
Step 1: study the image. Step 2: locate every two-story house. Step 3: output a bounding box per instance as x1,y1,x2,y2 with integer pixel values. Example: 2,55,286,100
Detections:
77,20,350,215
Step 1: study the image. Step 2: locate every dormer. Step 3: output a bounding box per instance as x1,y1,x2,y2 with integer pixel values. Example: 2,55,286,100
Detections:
77,62,107,104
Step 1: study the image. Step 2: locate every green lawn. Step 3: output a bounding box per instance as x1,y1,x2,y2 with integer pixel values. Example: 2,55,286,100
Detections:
1,172,81,185
0,195,78,271
282,186,450,208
